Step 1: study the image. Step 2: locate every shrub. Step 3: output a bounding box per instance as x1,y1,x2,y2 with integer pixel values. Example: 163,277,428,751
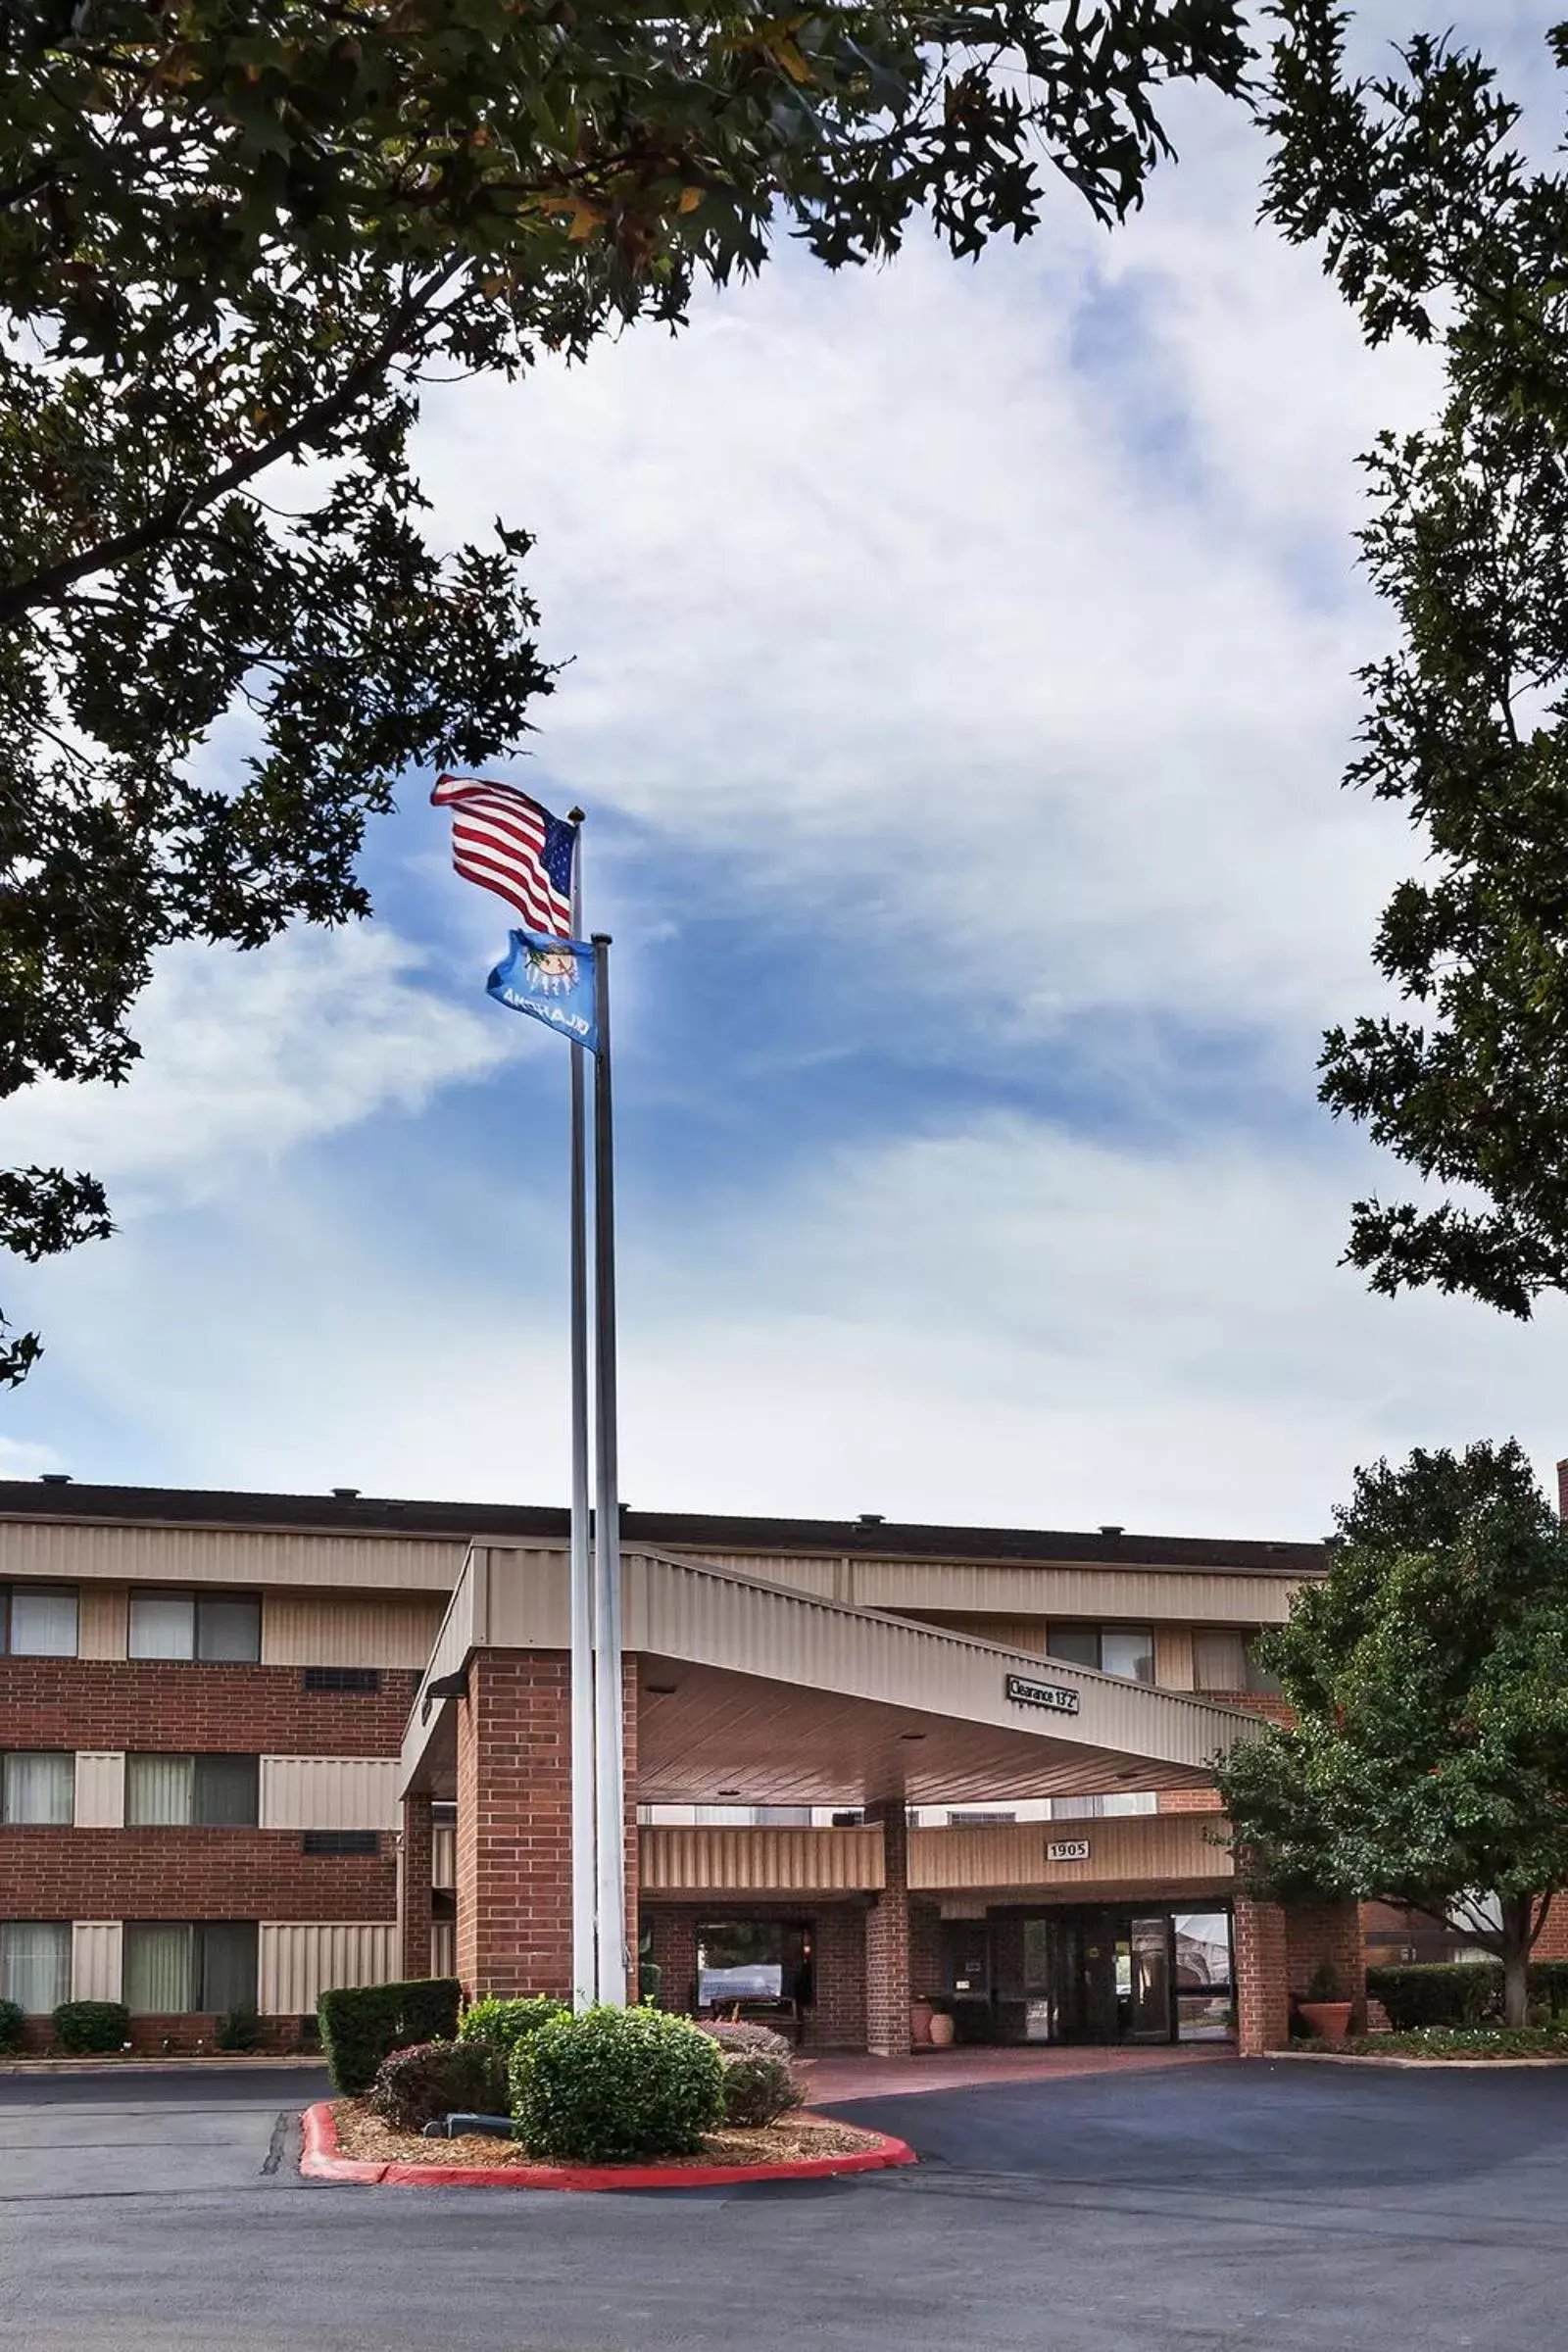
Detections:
52,2000,130,2055
512,2004,725,2164
459,1995,569,2060
0,2000,24,2054
216,2003,263,2053
639,1959,662,2003
693,2019,794,2060
370,2037,509,2132
1367,1963,1500,2032
317,1977,462,2094
718,2050,805,2129
1339,2024,1568,2059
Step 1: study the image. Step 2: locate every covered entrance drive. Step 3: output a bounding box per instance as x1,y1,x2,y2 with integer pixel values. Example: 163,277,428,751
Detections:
941,1903,1235,2046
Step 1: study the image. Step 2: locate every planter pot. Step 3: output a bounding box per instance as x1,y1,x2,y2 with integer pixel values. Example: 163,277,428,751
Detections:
909,2000,935,2048
1298,2001,1353,2043
928,2012,956,2049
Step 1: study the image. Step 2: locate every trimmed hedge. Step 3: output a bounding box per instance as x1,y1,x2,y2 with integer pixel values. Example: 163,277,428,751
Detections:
370,2038,510,2132
1342,2025,1568,2059
511,2005,725,2164
216,2003,263,2052
0,1999,24,2054
719,2050,805,2129
317,1977,462,2094
694,2019,795,2060
1367,1965,1499,2031
51,2000,130,2055
459,1996,569,2059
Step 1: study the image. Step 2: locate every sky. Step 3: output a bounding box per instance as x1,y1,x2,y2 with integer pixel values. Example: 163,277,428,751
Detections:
7,4,1568,1541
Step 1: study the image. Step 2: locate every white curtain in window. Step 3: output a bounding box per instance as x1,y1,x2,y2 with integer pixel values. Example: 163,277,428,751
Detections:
125,1754,194,1826
2,1752,74,1825
0,1923,70,2014
127,1593,194,1659
9,1588,78,1657
1192,1631,1248,1691
124,1924,194,2014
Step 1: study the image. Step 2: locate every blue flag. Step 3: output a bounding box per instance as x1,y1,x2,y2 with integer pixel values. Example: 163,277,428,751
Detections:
486,929,600,1052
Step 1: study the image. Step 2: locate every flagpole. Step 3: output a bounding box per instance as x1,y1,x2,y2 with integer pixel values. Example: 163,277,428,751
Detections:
566,811,596,2013
590,930,627,2004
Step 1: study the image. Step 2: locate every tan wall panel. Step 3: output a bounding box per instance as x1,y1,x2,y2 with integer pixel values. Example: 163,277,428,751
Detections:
262,1592,446,1670
910,1811,1234,1892
258,1923,399,2015
680,1552,1304,1622
71,1921,123,2003
74,1752,125,1830
1153,1626,1195,1691
77,1586,127,1660
259,1756,400,1831
640,1826,886,1894
0,1520,467,1594
431,1825,456,1889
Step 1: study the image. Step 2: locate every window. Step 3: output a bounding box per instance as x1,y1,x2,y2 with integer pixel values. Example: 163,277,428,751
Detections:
1047,1791,1157,1821
123,1922,257,2013
0,1921,71,2013
128,1592,260,1662
302,1666,380,1693
1173,1910,1235,2041
1,1751,74,1825
947,1809,1017,1827
1,1587,78,1657
1046,1624,1154,1683
695,1920,813,2010
302,1830,378,1855
124,1755,259,1828
1192,1630,1282,1696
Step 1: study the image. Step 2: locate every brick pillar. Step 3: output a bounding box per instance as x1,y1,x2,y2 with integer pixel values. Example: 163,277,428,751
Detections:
1234,1895,1290,2055
398,1790,433,1982
864,1803,911,2057
454,1648,638,2004
621,1654,640,2005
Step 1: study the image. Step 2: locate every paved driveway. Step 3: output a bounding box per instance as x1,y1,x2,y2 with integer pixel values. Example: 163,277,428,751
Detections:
3,2058,1568,2350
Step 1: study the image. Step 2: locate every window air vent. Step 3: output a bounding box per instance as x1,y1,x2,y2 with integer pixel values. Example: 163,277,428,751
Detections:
302,1666,380,1693
301,1830,379,1856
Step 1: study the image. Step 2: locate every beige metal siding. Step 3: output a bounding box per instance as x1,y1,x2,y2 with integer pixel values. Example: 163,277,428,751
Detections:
910,1811,1234,1892
640,1825,885,1894
77,1585,127,1660
258,1923,399,2014
677,1553,1303,1622
262,1592,446,1669
71,1921,123,2003
431,1824,456,1889
0,1521,467,1594
1153,1626,1195,1691
259,1756,400,1832
74,1752,125,1830
431,1920,456,1981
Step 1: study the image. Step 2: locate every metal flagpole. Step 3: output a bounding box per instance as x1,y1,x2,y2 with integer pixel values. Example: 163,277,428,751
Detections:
566,812,597,2013
590,930,627,2004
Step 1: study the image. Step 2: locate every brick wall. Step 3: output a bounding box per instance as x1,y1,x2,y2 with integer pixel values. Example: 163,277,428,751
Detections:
864,1802,910,2056
18,2013,311,2057
1234,1895,1289,2055
644,1899,870,2051
1285,1899,1367,2025
399,1793,433,1979
0,1830,395,1920
0,1659,418,1754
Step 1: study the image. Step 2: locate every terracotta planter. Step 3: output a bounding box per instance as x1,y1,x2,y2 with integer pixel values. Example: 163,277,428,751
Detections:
909,1999,935,2048
928,2011,956,2049
1298,2001,1353,2043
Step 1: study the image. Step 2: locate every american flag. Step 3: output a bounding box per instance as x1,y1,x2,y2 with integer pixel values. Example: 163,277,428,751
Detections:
430,774,577,936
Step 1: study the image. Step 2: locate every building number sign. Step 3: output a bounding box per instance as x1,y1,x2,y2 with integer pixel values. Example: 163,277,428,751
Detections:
1047,1838,1092,1863
1004,1672,1081,1717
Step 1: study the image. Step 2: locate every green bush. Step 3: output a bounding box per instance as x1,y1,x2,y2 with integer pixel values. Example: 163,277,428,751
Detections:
317,1977,461,2094
638,1959,662,2003
370,2037,510,2132
216,2003,263,2053
1529,1959,1568,2017
511,2004,725,2164
718,2050,805,2129
459,1995,569,2060
0,2000,24,2054
52,2000,130,2055
1340,2024,1568,2059
1366,1963,1500,2030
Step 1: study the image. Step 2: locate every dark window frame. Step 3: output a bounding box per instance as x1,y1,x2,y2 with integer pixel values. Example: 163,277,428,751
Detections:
0,1585,80,1659
126,1591,262,1663
1045,1623,1155,1683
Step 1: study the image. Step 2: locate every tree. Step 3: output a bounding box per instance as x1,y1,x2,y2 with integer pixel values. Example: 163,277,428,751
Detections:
1260,3,1568,1315
0,0,1253,1386
1215,1439,1568,2028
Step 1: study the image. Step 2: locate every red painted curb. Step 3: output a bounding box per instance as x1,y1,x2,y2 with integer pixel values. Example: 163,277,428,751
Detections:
299,2102,916,2192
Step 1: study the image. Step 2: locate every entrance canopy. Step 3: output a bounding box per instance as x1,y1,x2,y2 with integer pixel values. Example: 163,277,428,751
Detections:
402,1544,1260,1806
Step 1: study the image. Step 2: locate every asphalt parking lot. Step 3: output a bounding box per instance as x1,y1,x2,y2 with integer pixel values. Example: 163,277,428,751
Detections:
2,2057,1568,2351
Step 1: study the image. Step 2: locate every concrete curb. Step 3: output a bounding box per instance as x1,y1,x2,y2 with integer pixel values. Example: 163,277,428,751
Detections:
0,2055,327,2077
1264,2048,1568,2070
299,2102,918,2191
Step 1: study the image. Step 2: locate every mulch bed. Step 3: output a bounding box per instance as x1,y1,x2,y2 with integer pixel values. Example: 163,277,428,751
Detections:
331,2099,887,2171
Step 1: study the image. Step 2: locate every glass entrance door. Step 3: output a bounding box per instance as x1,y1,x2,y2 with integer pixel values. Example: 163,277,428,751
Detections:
1126,1915,1173,2041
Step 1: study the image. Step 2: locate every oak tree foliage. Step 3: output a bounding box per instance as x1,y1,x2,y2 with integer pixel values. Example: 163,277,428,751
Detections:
1,0,1252,1384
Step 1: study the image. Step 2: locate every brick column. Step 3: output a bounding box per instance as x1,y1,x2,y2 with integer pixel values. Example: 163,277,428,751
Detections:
864,1802,911,2057
1234,1894,1290,2055
454,1648,639,2005
398,1790,433,1982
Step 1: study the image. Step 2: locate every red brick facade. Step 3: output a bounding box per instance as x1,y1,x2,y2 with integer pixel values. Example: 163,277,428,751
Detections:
864,1802,911,2056
398,1793,433,1979
0,1829,394,1920
0,1658,419,1754
644,1900,870,2051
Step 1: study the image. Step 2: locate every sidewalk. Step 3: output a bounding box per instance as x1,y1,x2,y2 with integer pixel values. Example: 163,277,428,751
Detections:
800,2041,1236,2102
